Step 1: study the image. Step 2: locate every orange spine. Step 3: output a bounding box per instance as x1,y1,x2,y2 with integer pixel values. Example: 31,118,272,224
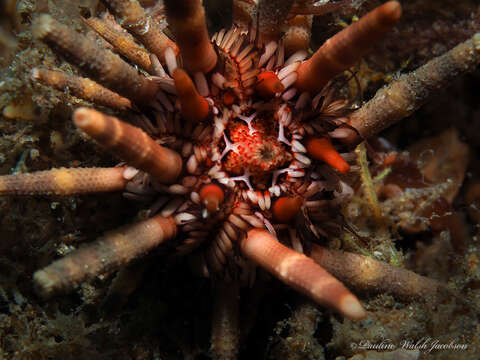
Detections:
306,137,350,173
164,0,218,73
295,1,402,94
73,108,182,184
34,215,177,298
272,196,303,223
172,68,210,123
241,229,366,320
255,71,284,99
199,183,225,212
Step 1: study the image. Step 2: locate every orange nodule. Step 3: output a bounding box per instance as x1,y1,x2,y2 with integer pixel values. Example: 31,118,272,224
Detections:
382,152,397,167
273,196,303,223
199,183,225,212
256,71,284,98
222,90,236,106
306,137,350,174
172,68,210,123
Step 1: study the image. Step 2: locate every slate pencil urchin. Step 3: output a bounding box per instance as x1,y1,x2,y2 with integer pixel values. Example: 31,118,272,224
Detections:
0,0,479,358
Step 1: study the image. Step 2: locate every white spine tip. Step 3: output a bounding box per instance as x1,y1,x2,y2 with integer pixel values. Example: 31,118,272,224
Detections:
123,166,139,180
340,294,367,320
33,269,56,299
73,107,91,127
31,68,40,81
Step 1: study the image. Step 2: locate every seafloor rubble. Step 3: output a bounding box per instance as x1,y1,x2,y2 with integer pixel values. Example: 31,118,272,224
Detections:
0,0,479,359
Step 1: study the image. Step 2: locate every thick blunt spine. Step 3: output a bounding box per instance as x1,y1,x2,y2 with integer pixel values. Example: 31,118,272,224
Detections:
33,14,158,106
295,1,402,94
257,0,294,44
32,68,132,110
34,215,177,298
73,108,182,184
306,137,350,173
199,183,225,212
241,229,366,320
346,32,480,144
283,15,313,57
101,0,178,63
82,16,152,70
310,244,446,301
255,71,284,99
0,167,128,196
172,68,210,123
164,0,218,73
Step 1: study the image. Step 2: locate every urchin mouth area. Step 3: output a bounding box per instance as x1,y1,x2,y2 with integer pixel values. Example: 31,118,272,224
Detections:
259,144,275,162
221,117,292,178
255,140,293,173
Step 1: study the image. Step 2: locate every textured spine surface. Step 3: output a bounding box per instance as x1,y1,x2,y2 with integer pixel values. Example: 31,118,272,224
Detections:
33,14,158,105
32,68,132,110
347,32,480,142
241,229,366,319
295,1,402,93
74,108,183,184
83,16,152,70
0,167,128,195
258,0,295,43
34,215,177,298
283,14,313,56
164,0,218,73
310,244,445,300
102,0,178,62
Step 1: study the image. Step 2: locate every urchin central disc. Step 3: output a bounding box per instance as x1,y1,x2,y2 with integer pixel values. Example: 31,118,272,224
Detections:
223,120,291,176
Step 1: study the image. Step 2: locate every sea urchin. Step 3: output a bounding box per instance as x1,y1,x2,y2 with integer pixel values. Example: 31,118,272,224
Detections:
1,0,479,358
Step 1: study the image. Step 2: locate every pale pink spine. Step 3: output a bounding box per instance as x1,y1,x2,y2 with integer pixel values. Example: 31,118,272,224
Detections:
241,229,366,320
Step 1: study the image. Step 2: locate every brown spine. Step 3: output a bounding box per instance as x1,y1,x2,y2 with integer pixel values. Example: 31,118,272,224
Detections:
34,215,177,298
310,244,447,302
83,16,152,70
73,108,182,184
164,0,218,73
346,32,480,144
258,0,294,44
211,280,240,360
0,167,128,195
233,0,256,31
290,0,348,16
102,0,178,62
283,15,313,57
33,14,158,106
32,68,132,110
295,1,402,94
